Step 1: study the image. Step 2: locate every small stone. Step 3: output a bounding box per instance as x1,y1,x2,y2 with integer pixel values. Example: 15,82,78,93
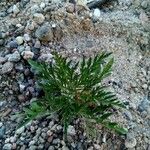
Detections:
0,31,6,39
67,125,76,136
62,146,69,150
27,21,36,31
30,4,40,14
47,130,53,136
16,36,24,45
40,2,46,9
1,62,14,74
15,63,24,72
9,136,16,143
5,138,10,143
39,53,53,62
52,138,60,144
0,125,6,139
124,111,133,120
29,145,37,150
16,126,25,135
141,1,148,9
142,84,148,90
19,84,26,93
3,143,12,150
8,51,21,62
2,108,12,117
0,39,4,45
22,51,34,60
48,146,54,150
0,57,6,64
39,137,45,143
138,97,150,113
66,4,75,13
47,136,53,143
33,13,45,24
35,24,53,41
139,11,149,23
38,144,44,149
13,5,20,14
8,41,18,49
93,8,101,18
0,122,3,127
24,34,31,42
41,132,46,139
125,134,137,148
34,40,41,49
12,143,17,149
94,144,101,150
29,140,36,146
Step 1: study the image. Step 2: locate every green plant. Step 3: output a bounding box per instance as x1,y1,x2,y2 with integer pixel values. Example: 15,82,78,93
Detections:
20,52,127,140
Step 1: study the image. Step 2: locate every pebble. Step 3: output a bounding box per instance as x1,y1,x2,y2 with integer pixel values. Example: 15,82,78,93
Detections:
16,36,24,45
34,40,41,48
52,138,60,144
3,143,12,150
0,57,6,64
9,136,16,143
29,145,37,150
22,51,34,60
8,41,18,49
29,140,36,146
62,146,70,150
138,97,150,114
33,13,45,24
24,34,31,42
0,39,4,45
30,4,40,14
93,8,101,19
15,63,24,72
8,51,21,62
141,1,148,9
67,125,76,136
12,5,20,15
16,126,25,135
35,24,54,41
39,53,53,62
19,84,26,93
0,31,6,39
0,122,3,127
94,144,101,150
66,3,75,13
0,125,6,139
125,133,137,148
1,62,14,74
48,146,55,150
124,110,133,120
40,2,46,9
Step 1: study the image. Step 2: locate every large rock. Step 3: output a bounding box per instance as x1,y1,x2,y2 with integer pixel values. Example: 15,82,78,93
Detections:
35,24,54,41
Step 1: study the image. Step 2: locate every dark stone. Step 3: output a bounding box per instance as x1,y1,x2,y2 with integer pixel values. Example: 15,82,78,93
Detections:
8,41,18,49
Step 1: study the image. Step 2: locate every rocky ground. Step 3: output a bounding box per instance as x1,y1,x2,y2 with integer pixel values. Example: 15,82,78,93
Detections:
0,0,150,150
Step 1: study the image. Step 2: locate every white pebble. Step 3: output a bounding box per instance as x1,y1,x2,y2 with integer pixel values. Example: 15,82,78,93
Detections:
22,51,34,60
16,36,24,45
67,125,76,136
13,5,20,14
93,8,101,18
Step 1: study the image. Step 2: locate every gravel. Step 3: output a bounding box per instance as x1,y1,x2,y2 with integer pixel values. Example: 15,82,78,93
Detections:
0,0,149,149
